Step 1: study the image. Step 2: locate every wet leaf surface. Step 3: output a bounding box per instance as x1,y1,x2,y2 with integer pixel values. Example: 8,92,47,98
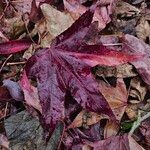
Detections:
0,0,150,149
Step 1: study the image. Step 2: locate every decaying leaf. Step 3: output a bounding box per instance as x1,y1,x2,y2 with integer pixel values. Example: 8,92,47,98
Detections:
129,77,147,103
23,44,35,60
136,18,150,43
68,110,108,129
99,79,128,121
115,1,140,17
126,104,139,120
95,63,137,78
0,4,27,39
40,3,74,45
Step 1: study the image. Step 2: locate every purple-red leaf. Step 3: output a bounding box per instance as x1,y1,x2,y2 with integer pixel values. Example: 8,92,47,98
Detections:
25,47,114,135
52,9,94,50
0,39,32,55
85,134,143,150
22,10,142,137
24,45,141,136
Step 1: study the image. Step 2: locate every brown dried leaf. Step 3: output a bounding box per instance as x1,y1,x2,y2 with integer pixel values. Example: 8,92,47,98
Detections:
104,121,119,138
129,77,147,104
96,63,137,78
99,79,128,121
126,104,138,120
115,1,140,17
136,18,150,43
30,19,52,47
68,110,108,129
40,3,74,46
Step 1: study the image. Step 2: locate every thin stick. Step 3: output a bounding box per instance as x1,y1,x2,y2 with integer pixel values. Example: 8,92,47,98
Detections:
0,54,12,72
6,61,26,66
129,111,150,135
103,43,122,46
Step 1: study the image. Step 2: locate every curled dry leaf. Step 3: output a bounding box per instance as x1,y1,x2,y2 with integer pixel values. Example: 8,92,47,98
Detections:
23,44,35,60
19,71,42,113
68,110,108,129
129,77,147,104
99,79,128,121
104,121,119,138
30,19,51,47
0,4,27,39
126,104,139,120
136,18,150,43
115,1,140,17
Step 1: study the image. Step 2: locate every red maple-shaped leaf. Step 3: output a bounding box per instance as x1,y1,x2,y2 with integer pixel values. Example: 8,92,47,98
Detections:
22,9,141,137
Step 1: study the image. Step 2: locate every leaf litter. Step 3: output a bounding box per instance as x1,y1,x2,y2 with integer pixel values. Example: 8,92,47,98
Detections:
0,0,150,149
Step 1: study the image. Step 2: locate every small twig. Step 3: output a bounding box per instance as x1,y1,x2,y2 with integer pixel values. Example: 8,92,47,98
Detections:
6,61,26,66
22,13,37,44
103,42,123,46
129,111,150,135
103,43,122,46
0,54,12,72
